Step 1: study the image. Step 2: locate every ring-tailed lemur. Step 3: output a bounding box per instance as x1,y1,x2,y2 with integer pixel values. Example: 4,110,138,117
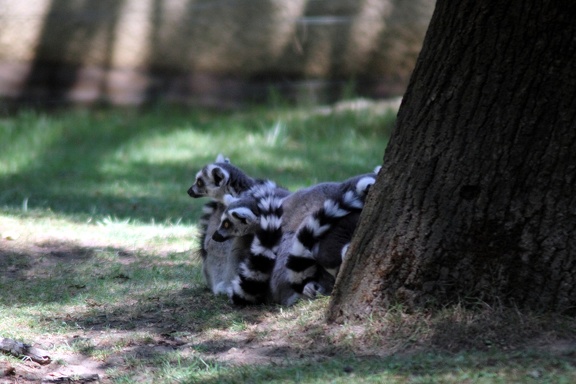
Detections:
188,154,267,202
284,173,377,295
187,154,231,264
215,169,379,306
187,155,285,295
212,183,289,304
213,181,335,306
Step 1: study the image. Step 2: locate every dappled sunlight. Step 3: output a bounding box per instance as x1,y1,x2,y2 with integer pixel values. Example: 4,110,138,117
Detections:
0,105,392,381
2,209,575,382
105,129,220,166
0,113,62,175
0,105,391,224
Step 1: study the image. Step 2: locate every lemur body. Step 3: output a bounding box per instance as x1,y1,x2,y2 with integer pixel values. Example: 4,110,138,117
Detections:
213,181,345,305
275,172,378,302
212,183,289,304
188,153,380,305
214,171,378,306
187,155,284,295
200,202,230,293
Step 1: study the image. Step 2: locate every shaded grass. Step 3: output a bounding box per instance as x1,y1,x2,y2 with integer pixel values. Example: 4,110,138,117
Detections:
1,101,575,383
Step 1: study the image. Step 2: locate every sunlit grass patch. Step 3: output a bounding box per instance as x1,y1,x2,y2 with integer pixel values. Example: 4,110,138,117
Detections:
0,102,392,224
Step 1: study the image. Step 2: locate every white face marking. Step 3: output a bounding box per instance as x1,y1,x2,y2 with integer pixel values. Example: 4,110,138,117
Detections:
206,165,230,187
230,207,258,224
206,164,217,177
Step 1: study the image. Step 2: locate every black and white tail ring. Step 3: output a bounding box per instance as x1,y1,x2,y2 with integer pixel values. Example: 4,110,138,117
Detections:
285,175,375,293
230,187,285,305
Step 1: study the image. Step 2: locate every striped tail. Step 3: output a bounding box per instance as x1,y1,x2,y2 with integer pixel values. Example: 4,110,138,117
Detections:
230,187,284,305
285,175,375,294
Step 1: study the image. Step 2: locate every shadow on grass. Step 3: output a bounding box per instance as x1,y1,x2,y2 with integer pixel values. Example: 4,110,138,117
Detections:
2,239,575,383
0,238,261,333
193,348,576,384
94,341,576,383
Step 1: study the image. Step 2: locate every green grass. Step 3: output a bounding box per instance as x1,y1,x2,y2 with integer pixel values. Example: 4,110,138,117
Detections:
1,102,575,383
0,104,391,223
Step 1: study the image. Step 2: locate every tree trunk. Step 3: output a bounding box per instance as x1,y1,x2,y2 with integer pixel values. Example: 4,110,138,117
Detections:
328,0,576,322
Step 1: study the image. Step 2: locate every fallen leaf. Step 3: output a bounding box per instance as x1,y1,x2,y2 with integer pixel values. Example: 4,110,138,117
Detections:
85,299,103,307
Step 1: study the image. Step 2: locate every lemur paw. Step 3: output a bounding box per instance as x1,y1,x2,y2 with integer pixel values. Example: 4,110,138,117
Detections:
302,282,329,299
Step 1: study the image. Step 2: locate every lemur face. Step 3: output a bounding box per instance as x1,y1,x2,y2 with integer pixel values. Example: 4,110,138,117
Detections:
212,205,260,242
187,164,230,199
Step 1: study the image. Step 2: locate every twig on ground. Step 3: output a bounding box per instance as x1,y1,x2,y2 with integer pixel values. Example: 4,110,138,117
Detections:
0,337,51,365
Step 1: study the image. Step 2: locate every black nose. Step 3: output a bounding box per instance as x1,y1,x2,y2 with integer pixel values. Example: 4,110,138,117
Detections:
187,187,200,198
212,231,227,242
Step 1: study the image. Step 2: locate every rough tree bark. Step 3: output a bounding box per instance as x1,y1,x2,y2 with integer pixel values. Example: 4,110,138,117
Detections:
328,0,576,321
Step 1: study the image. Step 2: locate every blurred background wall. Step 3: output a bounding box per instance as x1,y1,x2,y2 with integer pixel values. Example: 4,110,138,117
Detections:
0,0,434,108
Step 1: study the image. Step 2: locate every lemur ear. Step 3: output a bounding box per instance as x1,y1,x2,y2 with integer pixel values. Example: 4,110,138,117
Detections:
223,194,239,206
356,176,376,196
231,208,258,224
212,166,228,186
215,154,230,163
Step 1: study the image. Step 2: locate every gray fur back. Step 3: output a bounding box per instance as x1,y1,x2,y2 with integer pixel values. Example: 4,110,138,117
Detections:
280,182,343,231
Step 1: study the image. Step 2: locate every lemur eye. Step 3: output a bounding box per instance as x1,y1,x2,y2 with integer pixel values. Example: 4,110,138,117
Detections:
196,179,204,187
223,220,230,229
